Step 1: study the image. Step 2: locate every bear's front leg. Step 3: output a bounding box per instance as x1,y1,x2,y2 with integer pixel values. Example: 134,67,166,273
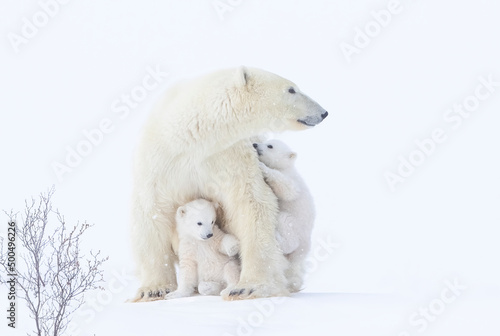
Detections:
221,180,289,300
130,199,178,302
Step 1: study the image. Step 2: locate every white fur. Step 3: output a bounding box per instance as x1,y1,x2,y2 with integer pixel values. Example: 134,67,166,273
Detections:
165,199,240,299
254,139,315,292
130,66,327,301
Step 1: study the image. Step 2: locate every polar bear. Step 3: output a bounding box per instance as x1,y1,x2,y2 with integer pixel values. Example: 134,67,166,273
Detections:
165,199,240,299
253,139,315,292
131,66,328,301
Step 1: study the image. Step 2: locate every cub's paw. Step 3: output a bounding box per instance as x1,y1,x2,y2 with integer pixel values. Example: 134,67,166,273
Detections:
258,162,271,175
221,234,240,257
165,290,191,300
221,283,289,301
198,281,222,296
130,285,176,302
287,277,304,293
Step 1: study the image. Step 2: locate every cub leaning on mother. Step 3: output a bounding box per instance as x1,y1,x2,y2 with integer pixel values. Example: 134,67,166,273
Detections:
130,66,328,301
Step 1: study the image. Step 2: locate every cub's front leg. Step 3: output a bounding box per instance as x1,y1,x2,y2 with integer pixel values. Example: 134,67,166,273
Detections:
258,162,300,201
220,233,240,257
165,242,198,299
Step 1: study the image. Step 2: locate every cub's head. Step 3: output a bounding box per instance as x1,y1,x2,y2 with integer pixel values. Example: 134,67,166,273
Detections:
253,139,297,170
176,199,218,241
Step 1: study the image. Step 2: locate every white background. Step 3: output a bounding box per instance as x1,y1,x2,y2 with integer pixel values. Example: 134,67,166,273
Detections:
1,0,499,335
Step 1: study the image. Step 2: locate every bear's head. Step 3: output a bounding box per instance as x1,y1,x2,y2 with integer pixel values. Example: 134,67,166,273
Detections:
232,67,328,132
176,199,219,241
253,139,297,171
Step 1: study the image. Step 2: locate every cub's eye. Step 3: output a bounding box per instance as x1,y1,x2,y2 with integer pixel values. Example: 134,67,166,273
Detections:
267,145,273,149
197,222,202,226
288,87,296,94
211,221,214,225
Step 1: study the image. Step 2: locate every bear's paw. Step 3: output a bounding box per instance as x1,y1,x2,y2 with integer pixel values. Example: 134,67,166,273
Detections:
130,285,176,302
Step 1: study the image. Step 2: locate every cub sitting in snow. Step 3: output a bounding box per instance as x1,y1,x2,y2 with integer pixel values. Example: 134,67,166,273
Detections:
253,139,315,292
165,199,240,299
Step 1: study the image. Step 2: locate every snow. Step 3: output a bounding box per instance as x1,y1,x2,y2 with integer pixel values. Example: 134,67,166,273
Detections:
86,293,405,336
5,289,496,336
1,0,500,335
2,281,500,335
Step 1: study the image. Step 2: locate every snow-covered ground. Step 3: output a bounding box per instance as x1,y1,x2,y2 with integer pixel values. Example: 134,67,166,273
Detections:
1,0,500,335
2,284,499,336
86,292,500,336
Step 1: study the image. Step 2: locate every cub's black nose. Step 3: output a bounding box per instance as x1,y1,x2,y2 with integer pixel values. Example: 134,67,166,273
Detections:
321,111,328,119
252,143,258,149
206,233,213,238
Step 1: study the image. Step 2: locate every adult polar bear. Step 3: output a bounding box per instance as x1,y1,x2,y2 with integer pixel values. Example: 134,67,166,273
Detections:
131,67,327,301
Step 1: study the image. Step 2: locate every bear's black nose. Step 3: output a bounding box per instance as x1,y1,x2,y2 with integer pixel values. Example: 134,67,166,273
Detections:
206,233,213,238
321,111,328,119
252,143,258,149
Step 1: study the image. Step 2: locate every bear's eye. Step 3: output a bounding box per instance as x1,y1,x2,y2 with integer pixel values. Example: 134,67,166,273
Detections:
288,87,296,94
197,222,202,226
267,145,273,149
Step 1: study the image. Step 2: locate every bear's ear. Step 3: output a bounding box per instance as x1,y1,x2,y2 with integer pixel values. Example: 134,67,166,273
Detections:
289,152,297,160
236,66,249,87
177,206,186,218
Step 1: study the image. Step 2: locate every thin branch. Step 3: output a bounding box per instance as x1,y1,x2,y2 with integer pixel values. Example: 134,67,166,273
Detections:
0,188,107,336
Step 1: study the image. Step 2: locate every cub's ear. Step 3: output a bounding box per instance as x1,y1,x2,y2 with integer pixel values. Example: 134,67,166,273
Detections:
236,66,248,87
289,152,297,160
212,202,220,210
176,206,186,218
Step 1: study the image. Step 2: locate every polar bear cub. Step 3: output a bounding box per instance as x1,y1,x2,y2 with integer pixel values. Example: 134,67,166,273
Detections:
165,199,240,299
253,139,315,292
